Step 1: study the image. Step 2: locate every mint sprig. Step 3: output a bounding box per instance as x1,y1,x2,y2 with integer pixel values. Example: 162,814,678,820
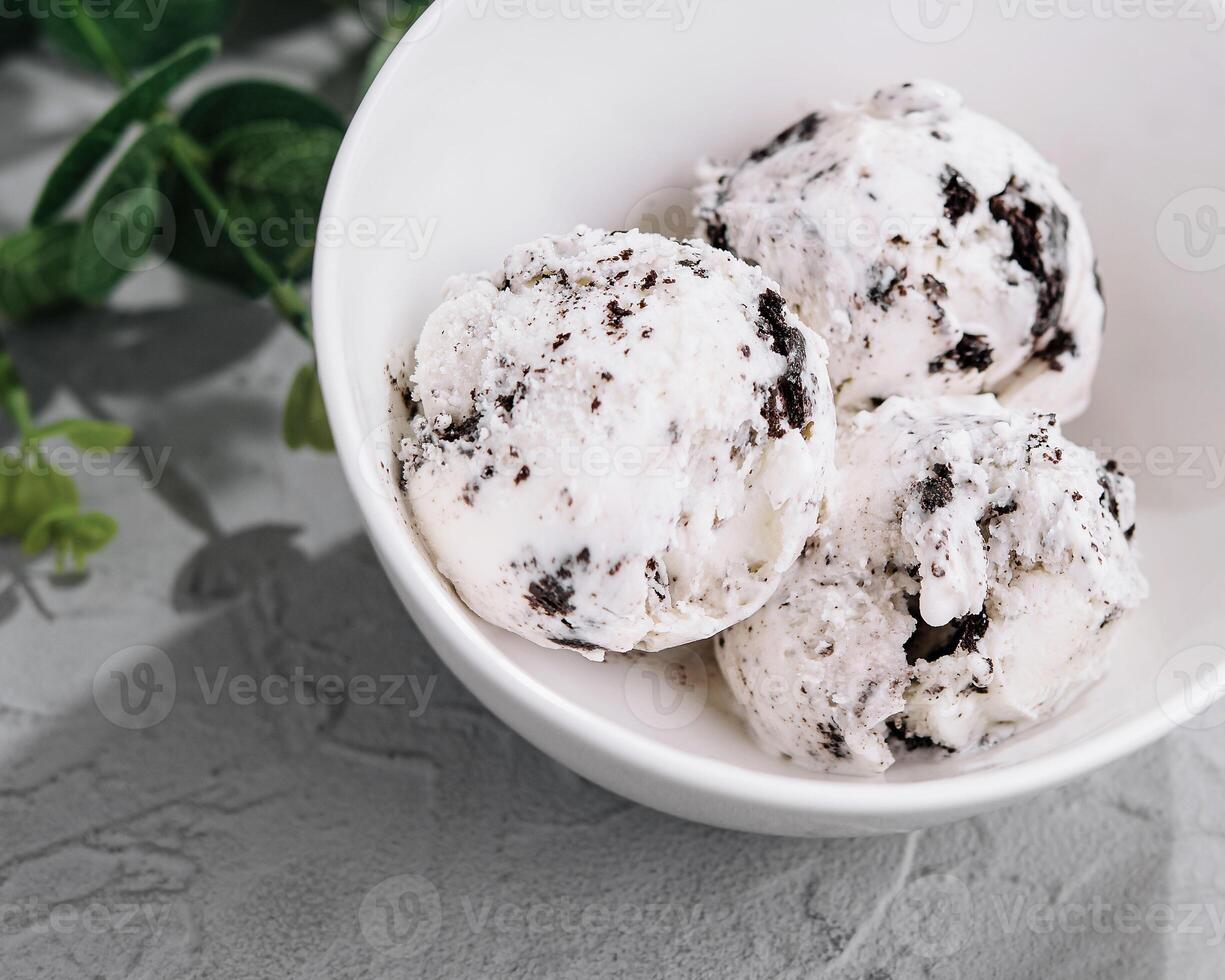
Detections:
0,341,129,571
0,2,431,566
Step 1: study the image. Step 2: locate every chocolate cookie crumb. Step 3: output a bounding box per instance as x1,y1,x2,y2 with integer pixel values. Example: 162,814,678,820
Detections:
941,165,978,223
526,572,575,617
918,463,955,512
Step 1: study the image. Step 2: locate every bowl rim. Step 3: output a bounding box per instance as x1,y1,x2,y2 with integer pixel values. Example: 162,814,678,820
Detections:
312,11,1212,824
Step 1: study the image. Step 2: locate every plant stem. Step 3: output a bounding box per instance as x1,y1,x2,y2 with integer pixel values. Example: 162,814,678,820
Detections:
163,129,313,340
64,0,130,87
0,343,34,438
66,7,314,342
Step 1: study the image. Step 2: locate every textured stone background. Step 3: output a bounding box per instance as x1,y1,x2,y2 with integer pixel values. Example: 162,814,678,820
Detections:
1,7,1223,978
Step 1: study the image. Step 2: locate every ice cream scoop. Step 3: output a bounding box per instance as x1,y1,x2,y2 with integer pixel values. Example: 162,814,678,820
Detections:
715,395,1147,771
696,80,1105,418
396,227,837,656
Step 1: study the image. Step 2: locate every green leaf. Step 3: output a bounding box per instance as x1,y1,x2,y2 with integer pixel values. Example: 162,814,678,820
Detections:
220,123,341,269
20,503,78,556
31,36,220,226
0,453,79,540
73,122,172,304
20,506,116,571
0,347,32,436
65,511,119,569
163,83,344,293
282,363,334,452
28,418,132,452
177,80,344,144
42,0,232,75
0,224,82,320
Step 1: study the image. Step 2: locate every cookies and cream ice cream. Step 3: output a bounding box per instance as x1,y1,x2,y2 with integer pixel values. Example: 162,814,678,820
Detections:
397,227,837,656
715,396,1147,772
696,80,1105,418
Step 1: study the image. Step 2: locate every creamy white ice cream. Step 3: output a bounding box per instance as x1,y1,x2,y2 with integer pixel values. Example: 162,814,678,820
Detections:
716,396,1147,771
696,80,1105,418
397,227,837,656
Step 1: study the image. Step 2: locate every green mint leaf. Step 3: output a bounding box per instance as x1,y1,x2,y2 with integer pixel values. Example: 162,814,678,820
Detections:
20,503,78,557
282,362,334,452
219,122,342,272
0,223,82,320
163,82,344,295
43,0,232,75
73,122,173,305
31,36,220,226
0,347,33,436
65,510,119,569
27,418,132,452
177,80,344,143
0,453,79,540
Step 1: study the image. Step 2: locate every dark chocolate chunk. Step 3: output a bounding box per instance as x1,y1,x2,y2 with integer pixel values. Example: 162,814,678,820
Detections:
930,333,994,374
941,165,978,224
756,289,812,438
1034,327,1078,371
989,176,1068,341
552,636,601,652
526,573,575,617
918,463,955,512
748,111,822,164
606,299,634,329
439,414,481,443
705,221,734,254
865,264,908,311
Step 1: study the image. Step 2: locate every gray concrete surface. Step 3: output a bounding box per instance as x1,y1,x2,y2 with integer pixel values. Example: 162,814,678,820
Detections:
1,8,1223,978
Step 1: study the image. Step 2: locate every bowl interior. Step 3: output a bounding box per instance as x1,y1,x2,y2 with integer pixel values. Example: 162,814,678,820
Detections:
316,0,1225,816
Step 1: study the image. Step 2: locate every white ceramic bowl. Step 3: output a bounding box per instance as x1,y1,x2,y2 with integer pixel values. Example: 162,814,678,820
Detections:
314,0,1225,836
